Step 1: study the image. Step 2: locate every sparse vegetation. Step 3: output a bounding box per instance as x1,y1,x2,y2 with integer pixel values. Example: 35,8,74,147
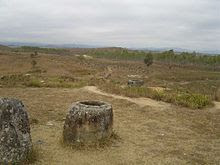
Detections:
0,49,218,108
154,50,220,69
0,46,219,164
85,48,220,69
0,74,86,88
99,83,212,109
1,45,219,69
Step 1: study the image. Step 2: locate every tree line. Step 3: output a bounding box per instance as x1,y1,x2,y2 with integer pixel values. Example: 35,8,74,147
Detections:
88,48,220,69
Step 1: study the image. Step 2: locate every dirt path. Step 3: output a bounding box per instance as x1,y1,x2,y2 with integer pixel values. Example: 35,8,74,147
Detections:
214,101,220,109
84,86,220,111
83,86,171,109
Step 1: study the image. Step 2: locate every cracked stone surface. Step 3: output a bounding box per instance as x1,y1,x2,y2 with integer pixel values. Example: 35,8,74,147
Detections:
0,98,32,164
63,101,113,144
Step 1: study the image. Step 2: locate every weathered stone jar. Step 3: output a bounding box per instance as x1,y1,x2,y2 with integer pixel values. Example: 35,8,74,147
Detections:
128,79,144,87
0,98,32,164
63,101,113,144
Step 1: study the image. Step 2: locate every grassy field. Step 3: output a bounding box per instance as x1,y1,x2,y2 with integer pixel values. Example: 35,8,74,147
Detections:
0,87,219,164
0,48,220,164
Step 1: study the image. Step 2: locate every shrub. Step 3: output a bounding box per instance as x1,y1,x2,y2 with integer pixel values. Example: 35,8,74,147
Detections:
175,92,212,109
144,52,153,67
99,83,212,109
24,79,41,87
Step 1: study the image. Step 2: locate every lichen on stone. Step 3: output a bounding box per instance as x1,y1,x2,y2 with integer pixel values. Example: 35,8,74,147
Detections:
0,98,32,164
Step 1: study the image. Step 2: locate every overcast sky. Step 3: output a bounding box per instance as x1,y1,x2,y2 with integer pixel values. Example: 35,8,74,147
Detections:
0,0,219,51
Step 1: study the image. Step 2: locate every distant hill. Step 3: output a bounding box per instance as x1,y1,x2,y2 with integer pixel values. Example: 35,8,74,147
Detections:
0,44,11,51
0,41,99,49
0,41,219,55
135,47,220,55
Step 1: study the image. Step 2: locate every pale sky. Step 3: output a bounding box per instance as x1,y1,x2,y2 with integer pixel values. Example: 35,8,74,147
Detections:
0,0,219,51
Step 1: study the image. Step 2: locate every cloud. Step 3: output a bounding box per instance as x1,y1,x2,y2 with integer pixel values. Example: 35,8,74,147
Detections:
0,0,219,51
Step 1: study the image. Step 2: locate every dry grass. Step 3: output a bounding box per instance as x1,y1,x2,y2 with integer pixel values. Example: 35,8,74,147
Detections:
0,52,219,100
60,130,120,150
216,88,220,101
0,87,219,164
98,83,213,109
0,51,220,164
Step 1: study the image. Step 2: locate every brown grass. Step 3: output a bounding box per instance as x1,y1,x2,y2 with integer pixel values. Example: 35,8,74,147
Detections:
215,88,220,101
0,52,219,99
0,87,219,164
0,51,220,164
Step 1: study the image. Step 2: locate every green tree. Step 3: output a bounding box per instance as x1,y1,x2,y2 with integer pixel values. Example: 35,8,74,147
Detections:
144,52,153,67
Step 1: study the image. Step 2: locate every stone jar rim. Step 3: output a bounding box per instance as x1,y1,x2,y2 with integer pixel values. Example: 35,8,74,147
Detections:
75,100,112,109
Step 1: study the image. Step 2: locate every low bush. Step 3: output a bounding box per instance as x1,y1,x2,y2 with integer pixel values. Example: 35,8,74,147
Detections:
174,92,212,109
24,79,42,87
99,83,212,109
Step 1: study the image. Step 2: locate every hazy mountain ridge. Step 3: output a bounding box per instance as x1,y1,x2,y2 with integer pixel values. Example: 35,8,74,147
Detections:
0,41,219,55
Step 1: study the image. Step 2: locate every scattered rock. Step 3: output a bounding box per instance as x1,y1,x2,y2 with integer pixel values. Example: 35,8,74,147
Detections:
25,73,31,77
148,87,170,92
127,75,141,78
83,54,93,59
179,81,190,85
0,98,32,164
0,76,6,80
144,76,149,79
120,85,126,89
63,101,113,144
46,121,54,126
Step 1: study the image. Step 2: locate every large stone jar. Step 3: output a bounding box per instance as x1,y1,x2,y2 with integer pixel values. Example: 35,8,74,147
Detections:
128,79,144,87
0,98,32,164
63,101,113,144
